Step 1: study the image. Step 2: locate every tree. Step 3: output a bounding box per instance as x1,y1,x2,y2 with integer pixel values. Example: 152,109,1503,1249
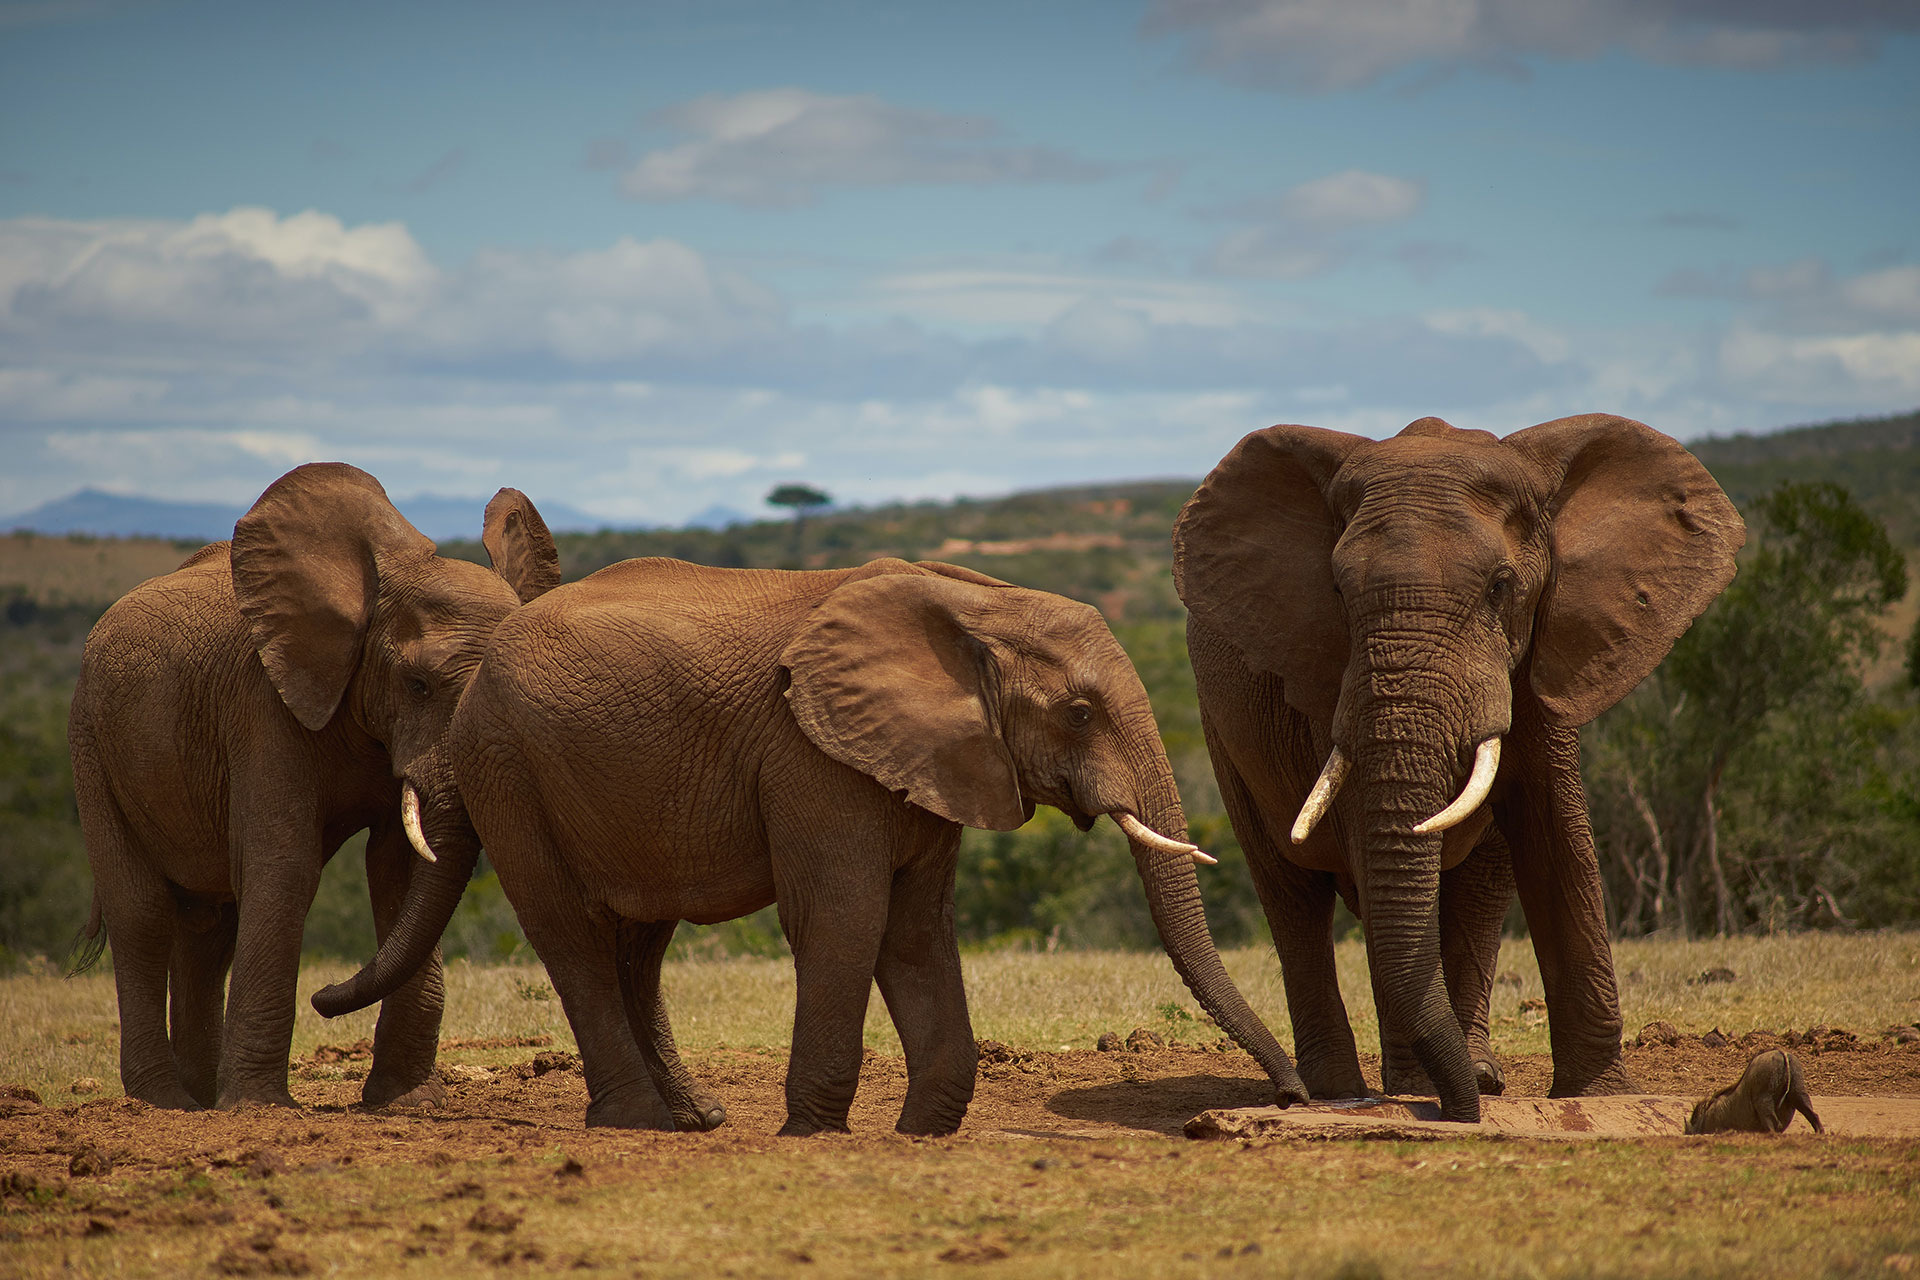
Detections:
1584,481,1910,936
766,484,831,559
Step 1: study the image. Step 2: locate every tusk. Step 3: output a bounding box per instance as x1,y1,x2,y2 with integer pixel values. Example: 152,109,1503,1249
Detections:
1290,746,1351,844
1113,812,1218,866
401,783,438,863
1412,737,1503,835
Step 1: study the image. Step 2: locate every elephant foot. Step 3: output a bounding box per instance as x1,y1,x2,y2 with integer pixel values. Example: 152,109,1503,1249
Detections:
361,1073,447,1110
777,1114,852,1137
127,1079,203,1111
585,1091,676,1131
1549,1058,1639,1097
217,1087,300,1111
1380,1062,1434,1099
1298,1059,1371,1101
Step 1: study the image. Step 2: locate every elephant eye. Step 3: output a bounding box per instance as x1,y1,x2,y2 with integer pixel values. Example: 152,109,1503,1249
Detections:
1488,571,1515,608
1065,699,1094,729
403,675,432,700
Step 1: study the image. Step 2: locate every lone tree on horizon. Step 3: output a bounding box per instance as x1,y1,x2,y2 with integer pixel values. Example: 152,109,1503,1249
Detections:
766,483,831,558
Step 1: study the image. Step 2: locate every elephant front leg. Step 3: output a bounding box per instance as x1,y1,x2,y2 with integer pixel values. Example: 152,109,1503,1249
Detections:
1498,706,1636,1097
1216,754,1368,1100
1440,837,1514,1097
361,825,448,1109
218,841,321,1109
772,833,892,1137
616,920,727,1131
873,832,974,1137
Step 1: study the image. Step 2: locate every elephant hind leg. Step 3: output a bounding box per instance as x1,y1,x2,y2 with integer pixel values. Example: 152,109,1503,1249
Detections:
616,920,727,1131
505,851,673,1130
169,897,237,1108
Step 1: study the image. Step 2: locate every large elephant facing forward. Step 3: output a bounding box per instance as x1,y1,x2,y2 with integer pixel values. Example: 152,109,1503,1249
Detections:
1174,415,1744,1122
69,464,558,1111
315,556,1309,1135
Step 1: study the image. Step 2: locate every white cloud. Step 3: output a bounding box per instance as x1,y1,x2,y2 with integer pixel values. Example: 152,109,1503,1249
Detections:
618,89,1106,207
1199,170,1424,278
863,265,1249,330
1145,0,1918,92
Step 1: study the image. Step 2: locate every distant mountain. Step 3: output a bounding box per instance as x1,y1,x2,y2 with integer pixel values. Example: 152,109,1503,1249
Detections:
2,488,613,543
683,504,754,530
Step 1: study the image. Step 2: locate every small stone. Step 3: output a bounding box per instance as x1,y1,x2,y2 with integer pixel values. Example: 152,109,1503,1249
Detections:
68,1077,101,1095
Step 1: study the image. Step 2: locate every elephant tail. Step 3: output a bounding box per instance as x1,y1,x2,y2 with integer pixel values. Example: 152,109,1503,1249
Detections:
65,892,106,977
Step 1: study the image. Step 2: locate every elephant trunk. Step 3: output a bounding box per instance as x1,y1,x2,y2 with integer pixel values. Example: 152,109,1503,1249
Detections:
1121,747,1309,1107
312,776,478,1018
1348,682,1483,1123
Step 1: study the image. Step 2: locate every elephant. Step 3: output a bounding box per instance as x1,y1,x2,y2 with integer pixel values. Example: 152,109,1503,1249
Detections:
1173,414,1744,1122
1685,1049,1823,1135
312,555,1312,1135
67,463,558,1111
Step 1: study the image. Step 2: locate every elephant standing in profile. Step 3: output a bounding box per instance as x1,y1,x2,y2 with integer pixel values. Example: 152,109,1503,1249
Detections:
68,464,558,1110
315,555,1310,1135
1174,414,1744,1122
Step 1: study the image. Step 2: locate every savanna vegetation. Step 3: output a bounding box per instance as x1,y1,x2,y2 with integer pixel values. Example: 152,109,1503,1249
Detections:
2,409,1916,971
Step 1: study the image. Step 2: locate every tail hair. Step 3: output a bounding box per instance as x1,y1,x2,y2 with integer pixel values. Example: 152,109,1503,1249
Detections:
65,894,107,976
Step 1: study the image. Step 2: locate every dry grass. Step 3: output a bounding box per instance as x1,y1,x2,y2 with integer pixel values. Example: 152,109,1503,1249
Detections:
0,533,195,608
9,931,1916,1101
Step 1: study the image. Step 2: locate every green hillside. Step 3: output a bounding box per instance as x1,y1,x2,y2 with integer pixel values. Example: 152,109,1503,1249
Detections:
3,408,1916,968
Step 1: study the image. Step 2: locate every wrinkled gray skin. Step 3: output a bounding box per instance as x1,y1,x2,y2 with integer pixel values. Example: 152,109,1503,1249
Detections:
68,464,556,1110
315,556,1309,1135
1175,415,1744,1122
1686,1050,1823,1134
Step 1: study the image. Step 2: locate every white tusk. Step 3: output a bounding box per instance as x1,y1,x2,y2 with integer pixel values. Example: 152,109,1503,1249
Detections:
1290,746,1351,845
1412,737,1503,835
1113,812,1217,865
401,783,438,863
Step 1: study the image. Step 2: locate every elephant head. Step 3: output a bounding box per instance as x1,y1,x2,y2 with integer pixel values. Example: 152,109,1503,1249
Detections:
231,462,557,885
1173,414,1743,1119
780,567,1311,1104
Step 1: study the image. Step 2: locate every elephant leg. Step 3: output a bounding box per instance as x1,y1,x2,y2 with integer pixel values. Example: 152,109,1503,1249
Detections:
872,830,974,1137
771,832,892,1137
1440,834,1513,1097
615,920,727,1131
169,897,237,1108
217,830,323,1109
361,823,448,1109
1499,704,1636,1097
1215,753,1367,1099
505,854,673,1130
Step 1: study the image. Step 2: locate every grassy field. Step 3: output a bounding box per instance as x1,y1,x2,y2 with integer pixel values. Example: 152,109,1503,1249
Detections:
3,934,1919,1278
7,932,1917,1099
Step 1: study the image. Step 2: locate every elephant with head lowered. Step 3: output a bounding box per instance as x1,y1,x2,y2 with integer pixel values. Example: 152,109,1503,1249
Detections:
1173,414,1743,1122
68,463,558,1111
314,555,1310,1135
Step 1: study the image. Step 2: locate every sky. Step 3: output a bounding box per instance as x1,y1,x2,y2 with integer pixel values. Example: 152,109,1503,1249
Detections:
2,0,1916,527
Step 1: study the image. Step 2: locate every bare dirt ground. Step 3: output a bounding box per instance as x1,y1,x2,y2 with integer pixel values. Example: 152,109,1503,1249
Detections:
5,1026,1917,1182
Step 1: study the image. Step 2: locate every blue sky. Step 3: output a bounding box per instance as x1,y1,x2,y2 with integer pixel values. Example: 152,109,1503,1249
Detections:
3,0,1916,526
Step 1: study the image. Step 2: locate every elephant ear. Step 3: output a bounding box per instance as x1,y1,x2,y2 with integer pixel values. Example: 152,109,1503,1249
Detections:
1172,424,1362,724
231,463,436,731
1507,413,1746,727
482,488,562,603
781,572,1026,831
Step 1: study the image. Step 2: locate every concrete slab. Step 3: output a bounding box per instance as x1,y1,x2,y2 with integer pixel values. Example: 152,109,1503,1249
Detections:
1184,1095,1920,1141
